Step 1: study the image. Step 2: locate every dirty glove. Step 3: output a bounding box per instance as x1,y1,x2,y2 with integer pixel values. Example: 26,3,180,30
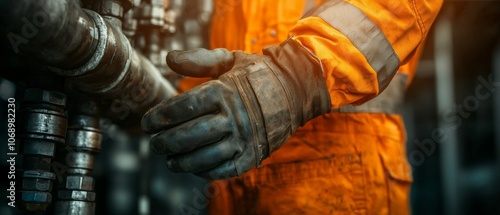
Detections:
141,38,331,179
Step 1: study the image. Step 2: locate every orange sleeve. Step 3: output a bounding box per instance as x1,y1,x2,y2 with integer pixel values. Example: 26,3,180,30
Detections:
289,0,443,108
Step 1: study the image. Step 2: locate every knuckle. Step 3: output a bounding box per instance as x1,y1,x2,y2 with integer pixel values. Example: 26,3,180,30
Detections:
200,80,223,94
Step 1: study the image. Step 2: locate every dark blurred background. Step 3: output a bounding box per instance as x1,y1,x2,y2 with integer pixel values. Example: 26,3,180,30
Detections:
404,1,500,215
1,0,500,215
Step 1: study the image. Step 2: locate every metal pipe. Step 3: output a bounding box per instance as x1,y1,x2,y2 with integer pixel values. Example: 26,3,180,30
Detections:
196,0,214,26
434,7,461,215
19,87,68,212
0,0,98,69
1,0,176,124
163,0,185,35
54,97,102,215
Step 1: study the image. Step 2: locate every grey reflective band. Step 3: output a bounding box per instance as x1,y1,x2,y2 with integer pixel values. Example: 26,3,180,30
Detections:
302,0,316,16
333,73,408,114
305,0,400,91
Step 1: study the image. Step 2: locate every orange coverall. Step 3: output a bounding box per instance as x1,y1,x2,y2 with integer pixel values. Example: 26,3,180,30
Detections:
179,0,443,214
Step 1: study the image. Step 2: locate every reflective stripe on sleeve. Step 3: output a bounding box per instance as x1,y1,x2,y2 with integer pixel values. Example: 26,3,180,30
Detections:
302,0,317,16
305,0,400,91
333,73,408,114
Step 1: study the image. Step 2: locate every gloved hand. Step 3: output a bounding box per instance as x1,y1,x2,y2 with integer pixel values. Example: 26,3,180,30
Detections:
141,38,331,180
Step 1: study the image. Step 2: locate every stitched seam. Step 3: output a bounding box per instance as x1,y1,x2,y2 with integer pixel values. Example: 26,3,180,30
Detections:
411,0,426,41
229,74,266,168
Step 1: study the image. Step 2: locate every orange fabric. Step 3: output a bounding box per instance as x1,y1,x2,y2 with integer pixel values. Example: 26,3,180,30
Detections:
186,0,443,214
211,0,442,107
209,113,412,215
178,77,211,93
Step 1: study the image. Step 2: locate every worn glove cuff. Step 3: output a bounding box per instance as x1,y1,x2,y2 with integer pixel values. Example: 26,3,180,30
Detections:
262,38,331,155
221,39,331,168
264,38,332,127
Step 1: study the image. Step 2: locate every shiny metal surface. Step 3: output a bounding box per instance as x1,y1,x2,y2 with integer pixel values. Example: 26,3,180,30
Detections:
54,201,96,215
19,88,67,212
58,190,97,201
1,0,213,214
54,98,102,215
65,175,95,191
66,130,103,151
2,0,177,125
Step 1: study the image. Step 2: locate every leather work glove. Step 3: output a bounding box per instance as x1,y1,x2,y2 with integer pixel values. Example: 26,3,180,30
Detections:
141,38,331,180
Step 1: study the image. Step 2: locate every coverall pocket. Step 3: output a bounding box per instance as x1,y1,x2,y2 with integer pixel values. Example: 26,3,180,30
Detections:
239,156,368,214
378,136,413,215
381,161,412,215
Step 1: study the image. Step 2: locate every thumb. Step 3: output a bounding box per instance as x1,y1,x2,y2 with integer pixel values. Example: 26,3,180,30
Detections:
166,48,234,78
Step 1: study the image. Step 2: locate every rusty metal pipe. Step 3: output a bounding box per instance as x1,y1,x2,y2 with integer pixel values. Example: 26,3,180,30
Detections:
0,0,98,69
1,0,177,124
